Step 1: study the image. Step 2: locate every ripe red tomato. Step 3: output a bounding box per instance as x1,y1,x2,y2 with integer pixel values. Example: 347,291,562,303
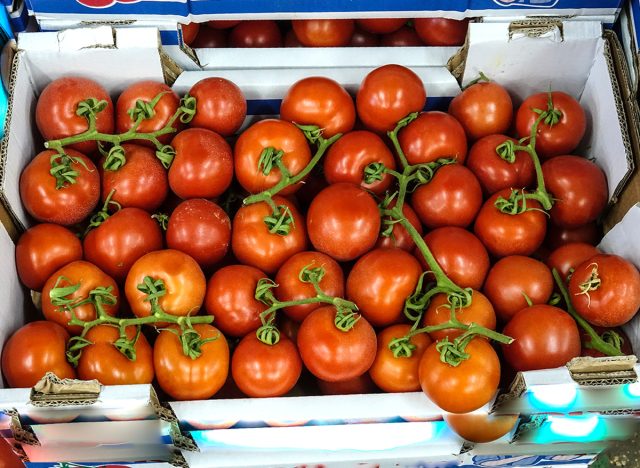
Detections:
546,242,601,281
516,91,586,159
444,413,519,443
181,22,200,45
317,373,377,395
356,18,406,34
16,223,82,291
323,130,396,194
207,20,241,29
423,290,496,341
546,222,601,250
414,18,469,46
155,324,229,400
346,248,422,327
280,77,355,138
36,77,114,155
0,436,23,468
292,19,355,47
449,83,513,141
369,323,431,393
192,25,228,48
234,119,311,195
284,29,304,47
20,149,100,225
502,305,581,371
169,128,233,199
380,26,424,46
229,20,282,47
297,305,377,382
419,338,500,414
232,334,302,398
349,27,380,47
188,77,247,136
399,111,467,165
307,183,380,262
356,64,427,134
569,254,640,327
376,200,423,252
2,321,75,388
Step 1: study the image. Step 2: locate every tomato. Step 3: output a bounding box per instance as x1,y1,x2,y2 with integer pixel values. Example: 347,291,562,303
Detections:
232,196,308,274
279,315,301,344
125,249,206,320
234,119,311,195
323,130,396,194
466,134,535,195
356,64,427,134
229,20,282,47
448,83,513,141
317,373,377,395
569,254,640,327
181,22,200,45
20,149,100,225
581,326,634,358
1,321,75,388
474,189,547,258
546,222,601,250
356,18,406,34
280,77,355,138
166,199,231,270
380,26,424,46
0,436,23,468
369,323,431,393
204,264,267,337
414,18,469,46
349,27,380,47
502,305,581,371
307,183,380,262
84,207,163,283
399,111,467,165
115,81,182,146
16,223,82,291
101,144,168,212
292,19,355,47
284,29,303,47
376,200,423,252
35,77,114,155
423,290,496,341
542,155,608,228
420,227,490,290
546,242,601,282
411,164,482,229
275,251,344,323
155,324,229,400
297,305,377,382
187,77,247,137
419,338,500,414
207,20,241,29
192,25,228,48
515,91,586,159
444,413,519,443
169,128,234,199
232,334,302,398
483,255,553,323
347,248,422,327
42,261,119,334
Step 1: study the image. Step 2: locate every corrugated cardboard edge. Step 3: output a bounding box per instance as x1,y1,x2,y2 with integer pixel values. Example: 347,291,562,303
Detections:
591,425,640,467
567,355,638,386
29,373,101,407
491,372,527,414
510,414,548,443
170,423,199,452
6,408,38,446
170,451,189,468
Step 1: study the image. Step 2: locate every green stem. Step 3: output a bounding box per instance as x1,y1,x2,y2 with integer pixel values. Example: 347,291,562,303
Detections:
386,112,419,169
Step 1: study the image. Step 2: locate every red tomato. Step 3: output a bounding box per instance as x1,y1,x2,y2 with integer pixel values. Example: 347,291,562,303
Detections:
356,18,406,34
307,183,380,262
399,111,467,165
207,20,241,29
0,436,23,468
380,26,424,46
192,25,228,48
581,326,634,357
181,22,200,45
546,222,601,250
229,20,282,47
376,200,423,252
502,305,581,371
516,91,586,159
280,77,355,138
317,373,377,395
414,18,469,46
297,305,377,382
423,290,496,341
284,29,304,47
349,27,380,47
232,334,302,398
292,19,355,47
444,413,519,443
16,223,82,291
188,77,247,136
2,321,75,388
546,242,601,282
356,64,427,134
20,149,100,225
169,128,233,199
36,77,114,155
449,83,513,141
323,130,396,194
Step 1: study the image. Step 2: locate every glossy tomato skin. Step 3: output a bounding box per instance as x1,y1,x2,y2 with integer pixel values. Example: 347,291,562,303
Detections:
349,27,380,47
20,149,100,225
449,83,513,141
356,18,406,34
317,373,377,395
155,324,229,400
411,164,482,229
208,20,241,29
188,77,247,136
280,77,355,138
423,290,496,341
502,305,581,371
232,334,302,398
400,111,468,165
204,264,267,337
380,26,424,46
369,323,431,393
419,338,500,414
78,325,154,385
2,321,75,388
166,199,231,270
297,306,377,382
169,128,233,199
546,242,600,282
232,196,308,274
414,18,469,46
347,248,422,327
16,223,82,291
192,25,228,48
275,251,344,323
36,77,114,155
516,91,586,159
234,119,311,195
377,200,423,252
84,207,163,283
356,64,427,134
323,130,396,194
292,19,355,47
307,183,380,262
545,222,601,250
181,22,200,45
569,254,640,327
229,20,282,47
444,413,519,443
